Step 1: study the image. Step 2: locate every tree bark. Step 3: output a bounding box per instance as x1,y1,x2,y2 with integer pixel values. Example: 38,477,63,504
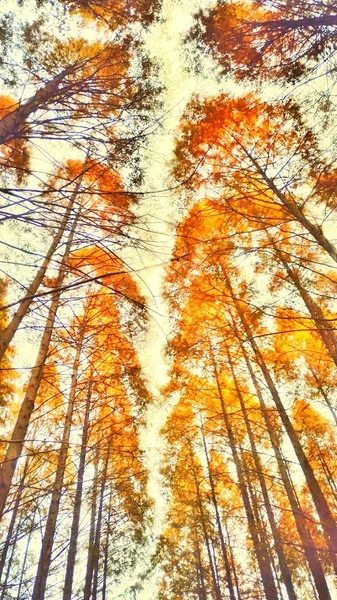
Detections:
189,447,222,600
226,274,337,572
91,440,111,600
83,458,99,600
0,178,83,361
243,149,337,264
253,15,337,32
226,346,297,600
31,319,85,600
200,427,236,600
0,66,78,145
270,239,337,368
210,349,278,600
0,214,78,520
16,524,33,600
62,381,92,600
240,337,333,600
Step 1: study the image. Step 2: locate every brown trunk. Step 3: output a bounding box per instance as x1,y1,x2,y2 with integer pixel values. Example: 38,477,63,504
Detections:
243,150,337,264
0,66,77,145
226,275,337,571
193,518,208,600
16,525,33,600
0,519,19,600
226,346,297,600
241,339,333,600
200,427,236,600
254,15,337,31
271,240,337,368
0,455,29,580
62,381,92,600
0,214,78,520
240,447,281,596
210,349,278,600
91,440,111,600
189,449,222,600
101,486,112,600
83,458,99,600
31,320,85,600
0,178,84,361
310,369,337,428
224,520,241,600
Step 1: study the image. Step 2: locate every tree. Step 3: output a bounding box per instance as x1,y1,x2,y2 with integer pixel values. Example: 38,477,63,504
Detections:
191,0,337,83
163,192,337,597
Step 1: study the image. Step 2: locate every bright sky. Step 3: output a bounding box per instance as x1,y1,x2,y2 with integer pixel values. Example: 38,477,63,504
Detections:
126,1,221,597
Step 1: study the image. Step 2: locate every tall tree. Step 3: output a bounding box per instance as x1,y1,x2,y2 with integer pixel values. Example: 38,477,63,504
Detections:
190,0,337,83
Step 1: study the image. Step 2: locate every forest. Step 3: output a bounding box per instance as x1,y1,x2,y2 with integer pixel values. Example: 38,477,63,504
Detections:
1,0,337,598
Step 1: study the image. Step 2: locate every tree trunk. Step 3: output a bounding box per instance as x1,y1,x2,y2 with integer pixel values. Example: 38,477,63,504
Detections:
16,524,33,600
210,349,278,600
243,149,337,264
224,520,241,600
31,320,85,600
0,519,19,600
193,518,208,600
189,448,222,600
101,486,112,600
0,455,29,580
240,447,281,597
91,441,111,600
226,274,337,572
0,178,83,361
309,369,337,427
200,427,236,600
0,66,77,145
271,239,337,368
83,458,99,600
226,346,297,600
0,214,78,520
62,381,92,600
254,15,337,32
240,338,333,600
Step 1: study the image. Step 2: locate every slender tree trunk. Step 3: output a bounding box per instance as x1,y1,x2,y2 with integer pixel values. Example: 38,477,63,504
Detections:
189,448,222,600
62,381,92,600
240,338,333,600
224,520,241,600
0,179,84,361
16,525,33,600
31,320,85,600
91,441,111,600
0,520,19,600
200,427,236,600
225,274,337,571
0,456,29,580
83,458,99,600
193,518,208,600
0,66,78,145
254,15,337,31
240,447,281,597
210,349,278,600
243,149,337,263
271,240,337,367
210,538,221,596
309,368,337,427
101,486,112,600
226,346,297,600
0,215,78,520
